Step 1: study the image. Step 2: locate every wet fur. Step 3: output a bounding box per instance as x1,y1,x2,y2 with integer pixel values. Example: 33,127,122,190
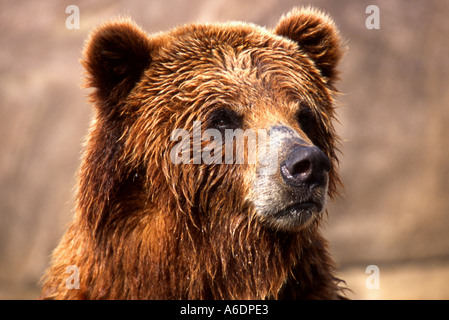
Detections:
40,7,346,299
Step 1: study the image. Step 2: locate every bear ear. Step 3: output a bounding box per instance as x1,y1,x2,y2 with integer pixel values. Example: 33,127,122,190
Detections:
274,7,343,84
82,19,153,107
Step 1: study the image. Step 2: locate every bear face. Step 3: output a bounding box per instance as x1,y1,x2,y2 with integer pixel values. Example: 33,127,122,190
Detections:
41,7,345,300
82,7,342,234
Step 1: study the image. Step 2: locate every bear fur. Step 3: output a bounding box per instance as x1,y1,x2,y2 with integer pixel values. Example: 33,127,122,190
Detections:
40,7,346,299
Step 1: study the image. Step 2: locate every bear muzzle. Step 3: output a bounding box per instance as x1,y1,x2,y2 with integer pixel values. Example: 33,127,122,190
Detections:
251,125,331,231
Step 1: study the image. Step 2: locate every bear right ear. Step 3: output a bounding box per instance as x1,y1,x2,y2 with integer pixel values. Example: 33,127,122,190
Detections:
274,7,343,85
82,19,153,109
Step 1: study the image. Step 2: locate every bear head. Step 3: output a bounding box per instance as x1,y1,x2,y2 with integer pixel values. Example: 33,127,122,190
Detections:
80,6,343,238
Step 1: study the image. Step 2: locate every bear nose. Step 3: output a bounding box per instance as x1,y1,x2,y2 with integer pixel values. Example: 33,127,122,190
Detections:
280,146,331,188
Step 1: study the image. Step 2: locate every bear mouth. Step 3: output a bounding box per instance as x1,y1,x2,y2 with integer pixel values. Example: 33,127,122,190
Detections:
269,199,323,230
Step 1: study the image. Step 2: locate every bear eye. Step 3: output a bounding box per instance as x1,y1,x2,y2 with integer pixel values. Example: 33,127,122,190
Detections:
208,108,242,132
296,102,319,143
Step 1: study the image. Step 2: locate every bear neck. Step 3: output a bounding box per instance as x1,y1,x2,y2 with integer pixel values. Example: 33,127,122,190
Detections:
82,200,340,299
170,211,340,299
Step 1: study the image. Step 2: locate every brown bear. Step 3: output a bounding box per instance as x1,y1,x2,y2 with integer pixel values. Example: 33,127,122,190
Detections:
40,6,346,299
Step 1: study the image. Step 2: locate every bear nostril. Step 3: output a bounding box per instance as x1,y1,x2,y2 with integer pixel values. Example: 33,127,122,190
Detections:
290,159,311,178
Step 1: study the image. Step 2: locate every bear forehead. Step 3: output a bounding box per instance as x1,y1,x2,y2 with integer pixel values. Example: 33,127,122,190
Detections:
164,22,297,52
141,23,325,106
151,22,314,72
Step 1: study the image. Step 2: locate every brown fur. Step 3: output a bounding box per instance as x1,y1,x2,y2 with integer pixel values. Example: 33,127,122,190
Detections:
40,7,346,299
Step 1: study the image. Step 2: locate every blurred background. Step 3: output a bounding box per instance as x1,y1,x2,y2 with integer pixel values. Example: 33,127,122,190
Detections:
1,0,448,299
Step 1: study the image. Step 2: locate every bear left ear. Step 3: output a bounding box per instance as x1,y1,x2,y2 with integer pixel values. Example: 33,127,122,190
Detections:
83,19,153,108
274,7,343,84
